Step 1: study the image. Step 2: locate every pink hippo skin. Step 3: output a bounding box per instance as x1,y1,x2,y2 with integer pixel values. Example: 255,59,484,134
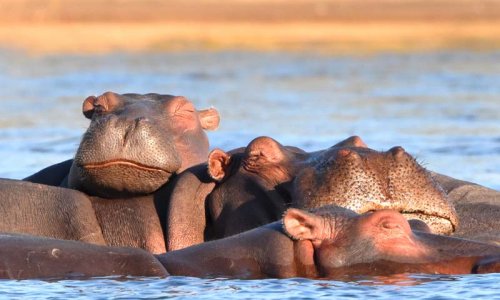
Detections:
1,207,498,280
166,136,458,251
160,207,500,279
0,92,220,253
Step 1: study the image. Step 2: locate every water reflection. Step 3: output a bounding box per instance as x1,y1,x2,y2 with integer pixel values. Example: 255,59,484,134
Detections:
347,273,459,286
1,273,499,299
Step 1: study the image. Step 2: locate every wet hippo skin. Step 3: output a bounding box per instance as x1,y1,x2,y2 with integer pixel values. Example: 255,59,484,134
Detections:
1,207,498,280
166,136,459,251
0,233,168,280
431,172,500,245
0,92,220,253
160,206,500,279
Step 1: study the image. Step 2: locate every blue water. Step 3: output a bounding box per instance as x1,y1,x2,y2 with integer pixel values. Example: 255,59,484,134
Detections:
0,50,499,298
1,274,500,299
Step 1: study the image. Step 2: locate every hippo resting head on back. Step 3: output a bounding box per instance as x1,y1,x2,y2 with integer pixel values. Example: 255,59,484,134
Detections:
67,92,220,198
1,206,498,280
289,136,458,234
160,206,499,279
208,136,458,234
167,135,458,251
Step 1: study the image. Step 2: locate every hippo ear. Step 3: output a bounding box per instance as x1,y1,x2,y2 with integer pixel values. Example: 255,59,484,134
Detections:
208,149,231,181
282,208,325,241
244,136,286,169
333,136,368,148
198,107,220,131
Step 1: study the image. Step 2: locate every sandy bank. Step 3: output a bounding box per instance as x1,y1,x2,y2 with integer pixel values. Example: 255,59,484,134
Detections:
1,0,499,54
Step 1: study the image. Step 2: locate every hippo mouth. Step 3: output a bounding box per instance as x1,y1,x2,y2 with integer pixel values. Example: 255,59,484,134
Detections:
72,159,174,197
82,159,171,175
399,211,456,235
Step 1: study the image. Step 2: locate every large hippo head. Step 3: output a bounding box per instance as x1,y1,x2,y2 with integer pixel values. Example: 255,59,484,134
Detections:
68,92,219,198
290,136,458,234
208,135,457,235
282,206,499,277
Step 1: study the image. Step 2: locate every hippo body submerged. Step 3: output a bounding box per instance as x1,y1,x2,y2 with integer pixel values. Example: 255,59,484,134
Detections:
0,92,220,253
1,207,499,280
161,207,500,279
167,136,461,250
167,136,499,251
431,172,500,245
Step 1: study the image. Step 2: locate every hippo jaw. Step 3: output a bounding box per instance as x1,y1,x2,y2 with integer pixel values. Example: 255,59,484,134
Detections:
400,211,456,235
69,159,176,198
68,118,182,198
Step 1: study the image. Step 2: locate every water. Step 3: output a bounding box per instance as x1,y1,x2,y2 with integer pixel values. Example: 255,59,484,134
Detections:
0,50,499,298
1,274,499,299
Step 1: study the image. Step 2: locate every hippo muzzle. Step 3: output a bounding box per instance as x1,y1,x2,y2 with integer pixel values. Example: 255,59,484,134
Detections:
69,113,181,198
291,143,458,234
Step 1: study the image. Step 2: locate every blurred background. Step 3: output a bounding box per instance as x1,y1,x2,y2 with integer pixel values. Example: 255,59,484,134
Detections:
0,0,499,189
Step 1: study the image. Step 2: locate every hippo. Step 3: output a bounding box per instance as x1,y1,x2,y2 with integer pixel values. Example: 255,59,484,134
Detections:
161,206,500,279
0,233,168,280
0,92,220,253
166,136,458,251
1,207,499,280
429,173,500,245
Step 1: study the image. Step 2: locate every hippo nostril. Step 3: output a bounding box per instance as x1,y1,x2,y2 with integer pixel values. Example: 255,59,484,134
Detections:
134,117,150,127
389,146,406,158
135,117,148,122
337,149,360,161
338,149,351,157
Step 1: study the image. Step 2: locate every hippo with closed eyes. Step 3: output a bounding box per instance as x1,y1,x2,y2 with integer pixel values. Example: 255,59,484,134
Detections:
1,206,498,280
166,136,459,251
0,92,219,253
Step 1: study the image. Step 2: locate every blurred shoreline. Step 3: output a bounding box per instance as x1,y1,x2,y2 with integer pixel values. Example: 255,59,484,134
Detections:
1,0,500,54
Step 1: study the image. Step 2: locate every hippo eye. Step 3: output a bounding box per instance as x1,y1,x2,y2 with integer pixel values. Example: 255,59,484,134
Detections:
83,105,107,119
174,102,195,115
93,105,106,115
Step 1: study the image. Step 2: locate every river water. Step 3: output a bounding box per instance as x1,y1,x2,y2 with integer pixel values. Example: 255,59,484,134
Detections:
0,50,499,298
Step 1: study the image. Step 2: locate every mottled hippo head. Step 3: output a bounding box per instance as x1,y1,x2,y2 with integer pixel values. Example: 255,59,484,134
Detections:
208,136,457,235
282,206,499,277
291,136,458,234
68,92,219,198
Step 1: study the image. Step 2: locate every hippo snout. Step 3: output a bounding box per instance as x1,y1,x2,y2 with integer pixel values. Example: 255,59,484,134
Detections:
69,106,182,198
290,139,458,235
